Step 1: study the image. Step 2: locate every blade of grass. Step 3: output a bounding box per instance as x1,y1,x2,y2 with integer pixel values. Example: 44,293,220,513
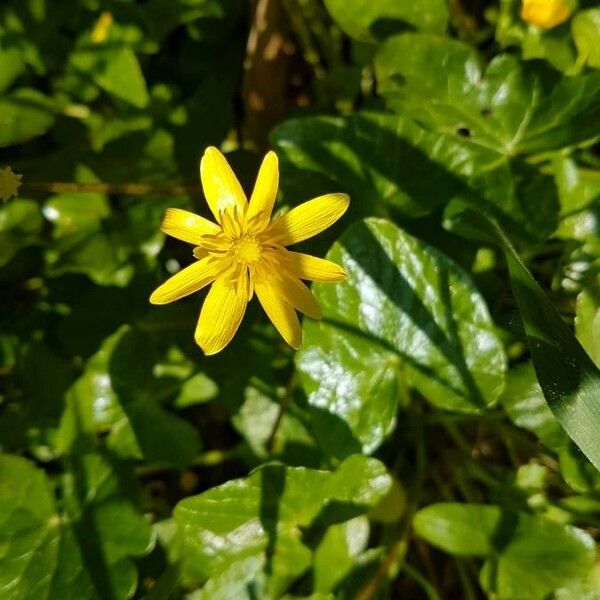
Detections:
469,212,600,471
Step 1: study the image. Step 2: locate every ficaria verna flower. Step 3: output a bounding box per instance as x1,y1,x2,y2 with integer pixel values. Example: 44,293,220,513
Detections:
0,166,22,202
521,0,572,29
150,147,349,355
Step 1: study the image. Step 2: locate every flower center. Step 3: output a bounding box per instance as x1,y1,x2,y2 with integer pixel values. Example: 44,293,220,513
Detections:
232,235,261,264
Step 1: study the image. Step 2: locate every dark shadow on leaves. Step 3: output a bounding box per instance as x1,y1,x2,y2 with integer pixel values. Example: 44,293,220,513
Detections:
307,404,363,460
275,114,557,243
66,397,118,600
258,466,286,576
369,18,413,41
321,316,468,399
341,221,487,408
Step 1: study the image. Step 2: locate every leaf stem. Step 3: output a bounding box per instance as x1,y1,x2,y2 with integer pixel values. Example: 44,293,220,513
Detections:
356,404,431,600
266,372,297,453
403,562,442,600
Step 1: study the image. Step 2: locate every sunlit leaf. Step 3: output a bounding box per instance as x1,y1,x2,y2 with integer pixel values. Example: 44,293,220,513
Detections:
476,214,600,472
174,455,390,594
415,502,596,600
297,218,506,456
0,453,152,600
57,326,202,469
376,33,600,154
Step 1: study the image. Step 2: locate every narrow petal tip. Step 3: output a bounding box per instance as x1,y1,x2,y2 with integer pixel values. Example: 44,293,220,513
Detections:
203,146,220,156
197,342,221,356
149,290,163,305
333,192,350,215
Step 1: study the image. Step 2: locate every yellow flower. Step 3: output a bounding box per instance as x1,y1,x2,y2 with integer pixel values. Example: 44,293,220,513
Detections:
521,0,572,28
0,167,22,202
91,11,113,44
150,147,349,355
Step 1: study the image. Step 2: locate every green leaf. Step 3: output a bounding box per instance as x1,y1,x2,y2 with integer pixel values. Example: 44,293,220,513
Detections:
313,517,370,592
0,199,42,267
271,112,469,218
0,453,152,600
174,455,390,594
576,284,600,368
559,439,600,493
272,111,559,241
173,371,218,408
196,557,266,600
323,0,448,42
573,9,600,69
143,0,235,41
415,502,596,600
479,215,600,472
0,88,56,147
413,503,503,557
297,218,505,455
57,326,201,469
43,173,110,238
0,454,94,600
42,175,174,287
375,33,600,154
232,385,321,464
554,155,600,241
70,42,149,109
0,47,26,92
483,513,596,600
499,362,567,451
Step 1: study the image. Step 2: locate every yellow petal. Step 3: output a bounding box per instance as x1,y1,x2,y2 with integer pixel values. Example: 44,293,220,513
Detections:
266,193,349,246
255,279,301,349
160,208,221,245
521,0,571,28
200,147,247,221
247,151,279,228
270,272,321,319
150,256,222,305
195,275,248,355
280,250,347,282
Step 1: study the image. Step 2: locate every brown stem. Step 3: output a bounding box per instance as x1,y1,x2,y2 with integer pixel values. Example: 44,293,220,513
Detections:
355,538,406,600
21,181,199,196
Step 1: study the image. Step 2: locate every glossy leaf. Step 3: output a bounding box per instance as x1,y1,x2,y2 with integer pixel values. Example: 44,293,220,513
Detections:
57,326,201,469
0,453,152,600
499,362,567,451
232,386,321,464
313,517,370,592
272,111,559,242
174,455,391,593
554,155,600,242
376,33,600,154
481,215,600,472
272,112,468,218
297,218,506,455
